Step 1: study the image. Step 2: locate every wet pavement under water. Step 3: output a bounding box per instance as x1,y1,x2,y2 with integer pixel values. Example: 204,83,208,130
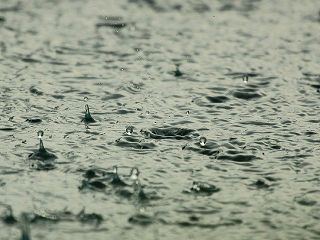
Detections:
0,0,320,239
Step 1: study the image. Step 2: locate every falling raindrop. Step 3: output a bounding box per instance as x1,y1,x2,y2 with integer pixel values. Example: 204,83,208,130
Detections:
199,136,207,147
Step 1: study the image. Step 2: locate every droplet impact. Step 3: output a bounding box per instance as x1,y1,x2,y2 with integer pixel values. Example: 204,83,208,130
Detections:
130,167,140,181
199,137,207,147
37,130,44,139
84,97,88,102
174,64,183,77
126,126,134,135
242,75,248,84
82,104,96,123
28,130,57,162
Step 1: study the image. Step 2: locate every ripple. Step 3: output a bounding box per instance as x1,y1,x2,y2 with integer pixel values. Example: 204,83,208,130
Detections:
142,127,198,140
232,88,264,100
206,96,229,103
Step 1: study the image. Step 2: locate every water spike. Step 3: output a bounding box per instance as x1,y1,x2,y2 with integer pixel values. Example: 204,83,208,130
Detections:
242,75,248,83
199,137,207,147
39,138,45,152
85,104,90,114
110,166,126,186
82,104,95,123
174,64,183,77
20,213,31,240
126,126,134,135
28,130,57,161
112,166,118,175
130,167,140,180
37,130,44,139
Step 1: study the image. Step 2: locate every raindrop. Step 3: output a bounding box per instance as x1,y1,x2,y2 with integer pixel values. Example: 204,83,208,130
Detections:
186,110,190,115
199,136,207,147
84,97,88,102
126,126,134,135
37,130,44,139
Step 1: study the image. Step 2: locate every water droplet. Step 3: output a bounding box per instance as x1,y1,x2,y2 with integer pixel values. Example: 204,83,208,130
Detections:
186,110,190,115
120,68,125,71
199,137,207,147
37,130,44,139
242,75,248,83
126,126,134,135
84,97,88,102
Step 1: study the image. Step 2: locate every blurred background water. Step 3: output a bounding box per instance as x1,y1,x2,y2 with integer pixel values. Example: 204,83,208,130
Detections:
0,0,319,239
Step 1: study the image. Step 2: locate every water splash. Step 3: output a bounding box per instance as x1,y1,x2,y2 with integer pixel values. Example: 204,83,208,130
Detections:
28,131,57,161
130,167,147,201
199,137,207,147
189,181,220,196
126,126,134,135
82,104,96,124
242,75,248,84
174,64,183,77
110,166,127,186
20,213,31,240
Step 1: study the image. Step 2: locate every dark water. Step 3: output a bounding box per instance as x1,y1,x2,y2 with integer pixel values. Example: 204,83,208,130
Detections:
1,0,320,239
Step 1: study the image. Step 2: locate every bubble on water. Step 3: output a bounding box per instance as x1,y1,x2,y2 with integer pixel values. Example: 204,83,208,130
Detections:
199,136,207,147
126,126,134,135
37,130,44,139
242,75,248,83
84,97,88,102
